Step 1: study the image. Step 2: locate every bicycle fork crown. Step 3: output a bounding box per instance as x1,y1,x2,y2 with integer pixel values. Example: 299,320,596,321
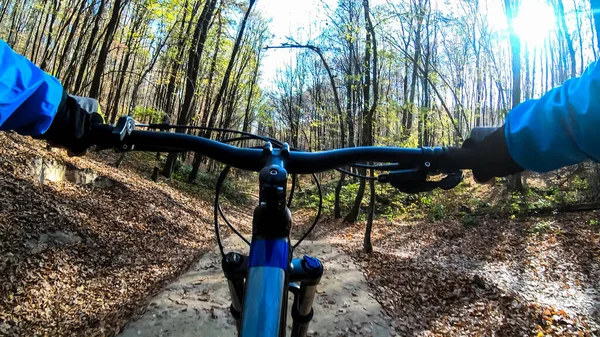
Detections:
222,252,324,336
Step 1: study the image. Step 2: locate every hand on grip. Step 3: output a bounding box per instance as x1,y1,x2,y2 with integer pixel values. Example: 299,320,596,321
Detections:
462,125,523,183
37,92,105,156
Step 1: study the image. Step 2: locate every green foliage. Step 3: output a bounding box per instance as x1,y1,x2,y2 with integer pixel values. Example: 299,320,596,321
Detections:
166,162,248,204
430,203,446,221
571,176,589,190
530,220,555,234
461,214,479,229
132,106,166,123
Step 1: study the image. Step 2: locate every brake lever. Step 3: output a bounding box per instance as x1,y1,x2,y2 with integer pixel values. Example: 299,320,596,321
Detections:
90,116,137,152
113,116,136,141
378,165,463,194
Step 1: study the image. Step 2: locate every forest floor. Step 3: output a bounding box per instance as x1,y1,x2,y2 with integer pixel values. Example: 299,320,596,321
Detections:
294,215,600,336
1,132,600,336
0,132,221,336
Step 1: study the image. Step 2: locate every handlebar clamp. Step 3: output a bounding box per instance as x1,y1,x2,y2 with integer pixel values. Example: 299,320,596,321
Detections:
110,116,136,151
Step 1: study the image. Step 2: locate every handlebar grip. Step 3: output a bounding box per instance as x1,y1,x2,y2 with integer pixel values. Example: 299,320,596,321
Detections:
89,124,118,149
443,147,479,170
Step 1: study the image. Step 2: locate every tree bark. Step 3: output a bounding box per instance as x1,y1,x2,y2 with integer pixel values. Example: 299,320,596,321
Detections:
55,0,86,80
590,0,600,51
88,0,123,98
334,172,346,219
363,0,377,252
555,0,576,78
187,10,223,183
163,0,218,178
504,0,524,192
72,0,104,92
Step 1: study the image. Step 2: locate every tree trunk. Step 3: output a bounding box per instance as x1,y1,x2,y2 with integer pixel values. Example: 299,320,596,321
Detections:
109,9,143,123
590,0,600,51
56,0,86,80
30,0,50,63
334,172,346,219
574,0,585,74
39,0,60,71
505,0,524,192
363,0,377,252
187,0,257,179
89,0,122,98
72,0,106,92
163,0,219,178
404,0,424,139
555,0,576,78
364,168,375,253
188,11,223,183
346,0,378,225
207,0,257,133
242,50,262,133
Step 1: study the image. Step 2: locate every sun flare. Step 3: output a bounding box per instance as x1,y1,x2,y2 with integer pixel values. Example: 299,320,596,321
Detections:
512,0,556,46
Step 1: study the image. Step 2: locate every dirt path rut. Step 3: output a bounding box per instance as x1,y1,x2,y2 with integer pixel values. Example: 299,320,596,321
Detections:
117,237,392,337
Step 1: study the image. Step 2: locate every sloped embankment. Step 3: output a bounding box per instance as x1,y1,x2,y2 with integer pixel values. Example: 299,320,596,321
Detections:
0,132,215,336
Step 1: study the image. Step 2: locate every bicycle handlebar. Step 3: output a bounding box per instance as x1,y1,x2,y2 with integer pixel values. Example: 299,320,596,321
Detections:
90,121,480,175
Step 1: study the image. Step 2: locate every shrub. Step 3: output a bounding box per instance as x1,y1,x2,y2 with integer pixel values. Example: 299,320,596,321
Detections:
430,203,446,221
530,220,555,234
461,214,479,229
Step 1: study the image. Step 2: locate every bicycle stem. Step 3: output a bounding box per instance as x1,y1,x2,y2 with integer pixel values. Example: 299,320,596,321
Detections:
220,141,323,337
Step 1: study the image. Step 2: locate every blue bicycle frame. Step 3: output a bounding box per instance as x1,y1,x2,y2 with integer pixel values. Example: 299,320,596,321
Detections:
220,144,324,337
241,238,290,336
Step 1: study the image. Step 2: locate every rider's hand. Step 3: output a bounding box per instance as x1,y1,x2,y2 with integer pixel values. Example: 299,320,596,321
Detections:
462,124,524,183
36,91,105,156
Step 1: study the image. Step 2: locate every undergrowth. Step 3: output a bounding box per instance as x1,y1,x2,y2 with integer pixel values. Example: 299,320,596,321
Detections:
114,152,598,223
114,151,251,204
291,165,599,222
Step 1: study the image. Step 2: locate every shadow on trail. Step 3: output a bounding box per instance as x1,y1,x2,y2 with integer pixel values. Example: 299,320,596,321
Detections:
345,212,599,336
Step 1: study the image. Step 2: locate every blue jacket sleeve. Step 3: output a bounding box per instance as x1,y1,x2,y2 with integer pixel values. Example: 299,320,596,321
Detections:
506,59,600,172
0,39,64,135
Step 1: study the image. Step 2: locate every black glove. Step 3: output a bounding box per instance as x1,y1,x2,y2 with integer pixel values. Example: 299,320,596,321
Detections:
37,91,105,156
462,125,524,183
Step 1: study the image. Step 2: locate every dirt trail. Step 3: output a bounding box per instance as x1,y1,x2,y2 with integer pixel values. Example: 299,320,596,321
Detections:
117,236,392,337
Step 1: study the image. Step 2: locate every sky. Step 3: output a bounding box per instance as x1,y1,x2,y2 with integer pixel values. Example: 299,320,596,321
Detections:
254,0,334,89
254,0,558,90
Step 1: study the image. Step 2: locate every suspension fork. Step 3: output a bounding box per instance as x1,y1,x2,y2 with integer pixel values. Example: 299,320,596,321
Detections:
222,252,247,334
289,256,323,337
222,253,323,337
222,142,323,336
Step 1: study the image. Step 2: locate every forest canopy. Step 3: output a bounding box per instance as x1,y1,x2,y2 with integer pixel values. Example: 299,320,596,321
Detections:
1,0,598,175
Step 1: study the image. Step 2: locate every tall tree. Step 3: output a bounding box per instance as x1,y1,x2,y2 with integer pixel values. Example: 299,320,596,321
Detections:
163,0,219,178
362,0,378,253
89,0,125,98
185,0,258,181
504,0,524,191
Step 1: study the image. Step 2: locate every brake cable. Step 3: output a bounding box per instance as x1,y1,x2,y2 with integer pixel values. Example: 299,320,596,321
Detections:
137,123,359,250
336,167,378,180
292,172,322,249
212,136,323,252
214,166,229,257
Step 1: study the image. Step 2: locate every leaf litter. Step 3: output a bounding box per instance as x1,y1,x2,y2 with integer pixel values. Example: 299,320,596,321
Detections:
0,132,215,336
3,130,600,337
320,213,600,336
